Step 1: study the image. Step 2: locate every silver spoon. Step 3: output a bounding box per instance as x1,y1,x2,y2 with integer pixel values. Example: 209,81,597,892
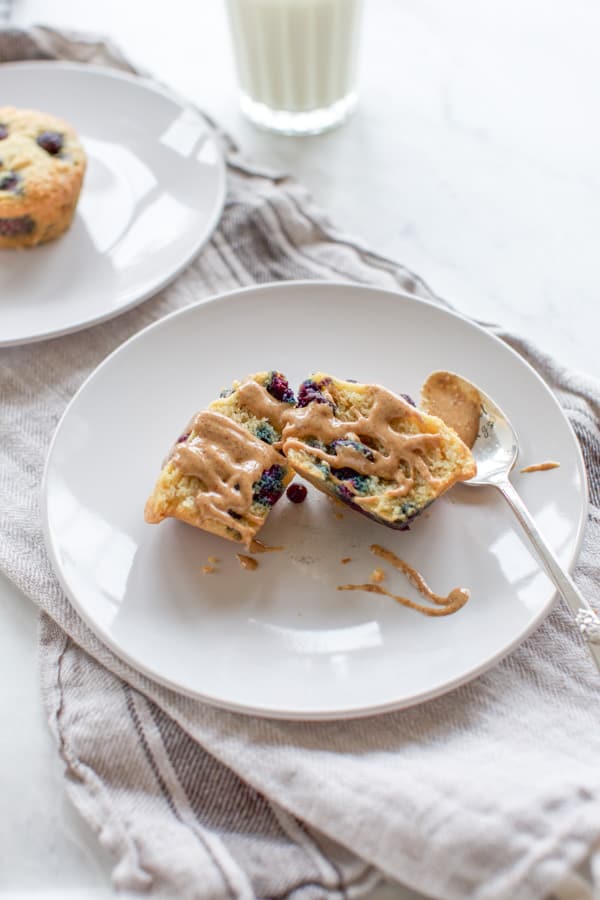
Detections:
425,372,600,672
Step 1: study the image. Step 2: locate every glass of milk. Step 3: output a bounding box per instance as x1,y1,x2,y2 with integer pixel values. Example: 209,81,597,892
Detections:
225,0,364,135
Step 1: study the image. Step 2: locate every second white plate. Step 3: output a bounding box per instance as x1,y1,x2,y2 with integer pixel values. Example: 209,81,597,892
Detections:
42,282,587,719
0,62,226,346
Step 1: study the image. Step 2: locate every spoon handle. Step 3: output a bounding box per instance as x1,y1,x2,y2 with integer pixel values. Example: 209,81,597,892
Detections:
496,479,600,672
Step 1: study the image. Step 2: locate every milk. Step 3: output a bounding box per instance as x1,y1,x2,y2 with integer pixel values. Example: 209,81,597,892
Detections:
226,0,363,132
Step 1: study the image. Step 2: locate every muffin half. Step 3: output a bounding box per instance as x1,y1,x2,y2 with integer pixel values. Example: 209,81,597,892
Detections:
145,372,296,547
282,373,476,529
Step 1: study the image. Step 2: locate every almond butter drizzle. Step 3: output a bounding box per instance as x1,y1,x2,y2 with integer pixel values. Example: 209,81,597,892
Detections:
234,379,292,440
282,385,443,508
338,543,469,617
520,461,560,473
172,410,281,547
170,378,296,547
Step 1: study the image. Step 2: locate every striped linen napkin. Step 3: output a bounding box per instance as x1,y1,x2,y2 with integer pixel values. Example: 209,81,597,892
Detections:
2,26,600,900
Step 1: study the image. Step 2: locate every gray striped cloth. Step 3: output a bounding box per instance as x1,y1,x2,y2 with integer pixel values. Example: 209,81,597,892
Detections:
2,27,600,900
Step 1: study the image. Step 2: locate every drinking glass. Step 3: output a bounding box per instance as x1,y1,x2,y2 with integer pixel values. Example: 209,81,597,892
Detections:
225,0,364,135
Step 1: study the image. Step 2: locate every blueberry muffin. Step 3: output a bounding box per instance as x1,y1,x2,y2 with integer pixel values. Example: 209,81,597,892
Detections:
144,372,296,547
0,107,86,248
281,373,476,529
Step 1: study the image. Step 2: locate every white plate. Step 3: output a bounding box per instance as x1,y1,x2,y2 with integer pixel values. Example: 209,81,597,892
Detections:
0,62,226,346
42,283,587,719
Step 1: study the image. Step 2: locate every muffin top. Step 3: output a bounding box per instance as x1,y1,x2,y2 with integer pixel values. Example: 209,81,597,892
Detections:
0,106,86,208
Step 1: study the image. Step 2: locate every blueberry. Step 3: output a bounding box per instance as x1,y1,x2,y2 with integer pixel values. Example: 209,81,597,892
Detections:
266,371,295,404
0,172,21,192
332,466,360,481
219,387,234,398
36,131,63,155
401,502,418,517
0,125,7,141
297,379,334,409
401,393,416,407
176,432,190,444
228,510,242,520
286,483,307,504
332,466,371,495
253,464,285,507
0,215,35,236
330,438,374,461
336,484,361,510
394,501,428,528
255,422,277,445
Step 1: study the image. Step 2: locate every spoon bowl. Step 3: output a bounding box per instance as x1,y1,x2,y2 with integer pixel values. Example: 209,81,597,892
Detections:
450,376,519,486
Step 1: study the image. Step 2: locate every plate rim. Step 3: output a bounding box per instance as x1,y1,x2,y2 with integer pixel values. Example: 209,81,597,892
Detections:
0,60,227,347
41,280,590,720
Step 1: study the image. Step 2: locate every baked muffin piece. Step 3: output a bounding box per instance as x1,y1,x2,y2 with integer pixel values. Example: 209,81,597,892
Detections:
282,373,476,529
0,106,86,248
144,372,296,547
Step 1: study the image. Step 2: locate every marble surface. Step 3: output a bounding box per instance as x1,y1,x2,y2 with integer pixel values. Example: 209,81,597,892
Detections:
2,0,599,896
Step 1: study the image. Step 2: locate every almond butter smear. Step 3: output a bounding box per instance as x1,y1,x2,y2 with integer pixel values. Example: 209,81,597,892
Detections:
370,568,386,583
338,544,470,617
172,411,281,547
521,461,560,473
420,371,481,449
236,554,258,571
